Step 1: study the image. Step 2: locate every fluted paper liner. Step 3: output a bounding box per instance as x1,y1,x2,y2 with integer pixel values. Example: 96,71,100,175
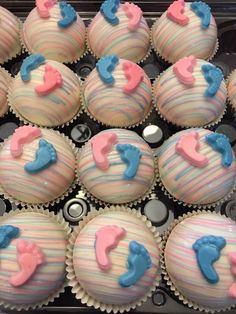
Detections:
161,209,236,313
66,205,161,313
0,206,71,311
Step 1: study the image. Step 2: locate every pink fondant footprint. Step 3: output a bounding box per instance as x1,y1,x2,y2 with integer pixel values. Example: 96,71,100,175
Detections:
10,239,44,287
10,126,42,158
173,56,196,85
36,0,56,18
95,225,126,270
175,131,208,167
122,2,142,31
123,61,144,93
229,253,236,298
35,65,63,95
167,0,189,25
91,132,117,170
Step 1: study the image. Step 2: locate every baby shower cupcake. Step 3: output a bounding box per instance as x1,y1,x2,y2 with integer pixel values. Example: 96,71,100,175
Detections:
0,207,70,310
83,55,152,127
0,67,11,117
157,128,236,207
0,6,21,64
9,54,82,127
77,128,156,204
87,0,150,63
67,206,161,312
227,70,236,110
0,125,77,206
21,0,86,63
151,0,218,64
153,57,227,128
162,211,236,311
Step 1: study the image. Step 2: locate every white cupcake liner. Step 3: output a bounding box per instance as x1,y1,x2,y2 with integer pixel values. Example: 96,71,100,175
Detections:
161,209,236,313
0,206,71,311
66,205,162,313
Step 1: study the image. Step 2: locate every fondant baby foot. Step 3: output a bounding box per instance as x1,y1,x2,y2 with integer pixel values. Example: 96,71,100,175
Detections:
122,2,142,31
58,1,77,28
117,144,142,179
229,252,236,276
192,235,226,284
35,64,63,95
167,0,189,25
91,132,117,170
175,131,208,167
229,283,236,298
24,139,57,173
20,54,46,82
96,55,119,84
190,1,211,29
36,0,56,18
118,241,152,287
202,64,223,97
100,0,120,25
0,225,20,249
173,56,197,85
11,126,42,158
10,239,44,287
122,61,144,93
205,133,233,168
95,225,126,270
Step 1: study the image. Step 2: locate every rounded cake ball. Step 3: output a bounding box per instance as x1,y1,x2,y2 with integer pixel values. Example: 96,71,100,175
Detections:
163,211,236,311
0,6,21,64
0,207,70,310
0,125,77,205
87,0,150,63
157,128,236,206
9,55,81,127
77,129,156,204
151,0,218,64
83,55,152,127
21,0,86,63
67,206,161,312
227,70,236,110
153,57,227,128
0,67,11,117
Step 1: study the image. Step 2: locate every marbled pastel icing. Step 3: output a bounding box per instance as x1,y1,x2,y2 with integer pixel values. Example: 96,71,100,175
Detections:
151,2,217,64
21,3,86,63
83,58,152,127
69,209,160,307
227,70,236,110
0,6,21,64
153,59,226,127
0,210,69,308
9,59,81,127
0,67,11,117
0,127,76,204
157,128,236,205
87,4,150,63
164,212,236,310
77,129,155,204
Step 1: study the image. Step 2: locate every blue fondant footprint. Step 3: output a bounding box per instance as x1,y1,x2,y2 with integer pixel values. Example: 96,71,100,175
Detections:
0,225,20,249
116,144,142,179
205,133,233,168
100,0,120,25
20,54,45,82
119,241,152,287
192,235,226,284
190,1,211,29
24,139,57,173
96,55,119,84
202,64,223,97
58,1,77,28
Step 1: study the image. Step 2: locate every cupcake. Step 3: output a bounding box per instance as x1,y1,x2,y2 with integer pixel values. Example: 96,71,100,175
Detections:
163,211,236,311
0,207,70,310
151,0,218,64
227,70,236,110
9,54,81,127
87,0,150,63
67,206,161,312
0,125,77,206
157,128,236,207
153,57,227,128
0,6,21,64
77,129,156,204
83,55,152,127
21,0,86,63
0,67,11,117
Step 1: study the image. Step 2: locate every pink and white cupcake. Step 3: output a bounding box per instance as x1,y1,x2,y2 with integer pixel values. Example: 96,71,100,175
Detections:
0,66,11,117
227,70,236,111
